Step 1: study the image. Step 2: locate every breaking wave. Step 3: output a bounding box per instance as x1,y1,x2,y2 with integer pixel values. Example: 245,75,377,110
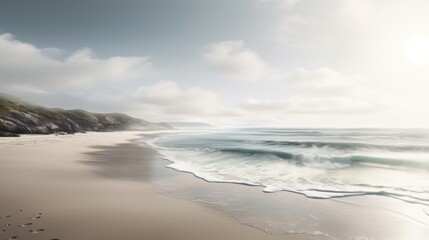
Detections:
149,128,429,208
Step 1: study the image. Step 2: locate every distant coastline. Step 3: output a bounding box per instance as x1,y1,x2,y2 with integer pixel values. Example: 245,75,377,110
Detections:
0,93,172,137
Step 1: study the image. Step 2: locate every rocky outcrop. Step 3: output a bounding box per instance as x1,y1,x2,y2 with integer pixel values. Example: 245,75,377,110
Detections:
0,131,20,137
0,93,172,136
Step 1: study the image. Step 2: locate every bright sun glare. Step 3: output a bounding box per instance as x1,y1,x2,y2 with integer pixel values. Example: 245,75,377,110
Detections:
404,36,429,65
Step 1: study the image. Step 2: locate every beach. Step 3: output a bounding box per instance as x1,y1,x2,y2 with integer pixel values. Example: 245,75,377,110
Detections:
2,0,429,239
1,131,428,240
0,132,300,240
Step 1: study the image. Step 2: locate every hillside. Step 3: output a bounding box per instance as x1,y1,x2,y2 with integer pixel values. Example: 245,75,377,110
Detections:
0,93,172,136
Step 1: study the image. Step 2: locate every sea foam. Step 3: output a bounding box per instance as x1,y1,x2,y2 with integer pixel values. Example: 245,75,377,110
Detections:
150,128,429,207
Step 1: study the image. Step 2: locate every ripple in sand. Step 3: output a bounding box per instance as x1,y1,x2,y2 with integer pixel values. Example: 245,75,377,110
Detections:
16,210,23,213
8,236,17,240
4,223,11,227
29,228,45,233
1,215,11,219
0,229,6,233
19,223,33,227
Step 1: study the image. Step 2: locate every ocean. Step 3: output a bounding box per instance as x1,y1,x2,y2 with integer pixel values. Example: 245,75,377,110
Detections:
147,128,429,239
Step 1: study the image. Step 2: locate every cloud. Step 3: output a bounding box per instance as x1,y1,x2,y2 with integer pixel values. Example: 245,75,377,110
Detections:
204,41,276,81
133,81,228,117
282,68,388,113
0,33,389,124
241,97,379,114
0,33,398,126
239,67,386,114
0,33,243,123
284,68,359,97
270,0,377,48
338,0,375,19
0,33,151,91
259,0,300,10
204,40,387,114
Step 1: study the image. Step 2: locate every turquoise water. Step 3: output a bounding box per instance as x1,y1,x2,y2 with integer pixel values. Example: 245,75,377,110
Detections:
151,128,429,208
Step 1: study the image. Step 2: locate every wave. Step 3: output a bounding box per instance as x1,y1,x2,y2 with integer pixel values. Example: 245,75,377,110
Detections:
211,147,429,169
247,140,429,152
163,155,429,206
163,152,429,208
150,129,429,217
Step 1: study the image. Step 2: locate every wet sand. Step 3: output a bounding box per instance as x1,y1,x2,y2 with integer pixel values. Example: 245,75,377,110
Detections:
0,132,300,240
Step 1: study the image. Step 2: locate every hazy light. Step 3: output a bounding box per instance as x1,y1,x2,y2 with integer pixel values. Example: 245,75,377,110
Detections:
404,36,429,65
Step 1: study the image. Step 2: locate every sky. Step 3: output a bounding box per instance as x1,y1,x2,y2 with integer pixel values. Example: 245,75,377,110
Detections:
1,0,429,127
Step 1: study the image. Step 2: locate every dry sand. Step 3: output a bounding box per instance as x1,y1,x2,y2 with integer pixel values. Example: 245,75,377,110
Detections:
0,132,300,240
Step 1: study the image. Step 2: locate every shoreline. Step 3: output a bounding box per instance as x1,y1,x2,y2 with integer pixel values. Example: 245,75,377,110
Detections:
141,131,429,239
2,131,428,240
0,131,300,240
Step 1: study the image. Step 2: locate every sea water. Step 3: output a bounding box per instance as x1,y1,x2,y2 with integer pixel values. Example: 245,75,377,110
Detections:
148,128,429,239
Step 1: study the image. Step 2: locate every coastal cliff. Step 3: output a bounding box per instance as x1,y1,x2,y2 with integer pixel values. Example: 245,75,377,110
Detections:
0,93,171,136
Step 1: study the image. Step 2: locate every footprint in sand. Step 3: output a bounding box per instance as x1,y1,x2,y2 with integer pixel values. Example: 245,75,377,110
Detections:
16,210,23,213
31,213,42,220
29,228,45,233
19,223,33,227
8,236,17,240
4,223,11,227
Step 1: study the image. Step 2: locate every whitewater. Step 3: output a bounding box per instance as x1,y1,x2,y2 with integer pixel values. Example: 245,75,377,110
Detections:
149,128,429,212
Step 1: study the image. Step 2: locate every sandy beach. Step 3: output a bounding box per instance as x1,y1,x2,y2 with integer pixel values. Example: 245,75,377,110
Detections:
2,131,428,240
2,0,429,239
0,132,300,240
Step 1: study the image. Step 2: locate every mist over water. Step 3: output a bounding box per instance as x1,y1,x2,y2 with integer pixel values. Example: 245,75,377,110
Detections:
151,128,429,208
